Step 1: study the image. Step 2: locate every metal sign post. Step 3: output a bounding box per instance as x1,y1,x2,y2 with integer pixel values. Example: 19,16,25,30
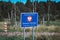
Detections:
32,27,34,40
24,27,26,40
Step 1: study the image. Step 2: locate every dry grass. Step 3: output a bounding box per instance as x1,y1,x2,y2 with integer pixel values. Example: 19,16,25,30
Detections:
0,21,60,32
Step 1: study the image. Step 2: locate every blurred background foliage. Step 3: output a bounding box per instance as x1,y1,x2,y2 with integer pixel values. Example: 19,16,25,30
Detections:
0,0,60,21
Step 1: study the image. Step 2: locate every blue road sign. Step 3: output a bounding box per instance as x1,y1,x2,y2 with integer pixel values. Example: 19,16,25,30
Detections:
20,12,38,27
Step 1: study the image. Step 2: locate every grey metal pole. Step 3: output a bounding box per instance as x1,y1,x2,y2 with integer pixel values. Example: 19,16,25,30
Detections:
32,26,34,40
24,27,26,40
32,0,35,40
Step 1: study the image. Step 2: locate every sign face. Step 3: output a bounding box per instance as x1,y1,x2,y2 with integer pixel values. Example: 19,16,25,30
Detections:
20,12,38,27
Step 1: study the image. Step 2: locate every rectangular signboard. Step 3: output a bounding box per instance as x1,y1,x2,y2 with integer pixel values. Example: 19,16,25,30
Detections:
20,12,38,27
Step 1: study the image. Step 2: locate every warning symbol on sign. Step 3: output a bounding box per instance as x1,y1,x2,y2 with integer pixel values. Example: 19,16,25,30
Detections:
27,16,32,22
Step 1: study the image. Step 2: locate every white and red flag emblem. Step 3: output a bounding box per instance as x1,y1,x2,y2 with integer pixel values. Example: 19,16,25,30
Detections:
27,16,32,22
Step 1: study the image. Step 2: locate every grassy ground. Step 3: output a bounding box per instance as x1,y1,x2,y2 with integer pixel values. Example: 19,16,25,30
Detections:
0,21,60,32
0,35,60,40
0,21,60,40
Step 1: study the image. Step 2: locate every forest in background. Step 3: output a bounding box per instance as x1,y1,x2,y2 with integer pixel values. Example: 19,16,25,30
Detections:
0,0,60,22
